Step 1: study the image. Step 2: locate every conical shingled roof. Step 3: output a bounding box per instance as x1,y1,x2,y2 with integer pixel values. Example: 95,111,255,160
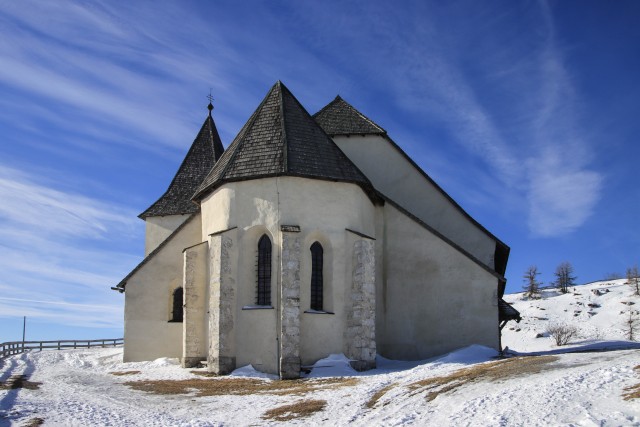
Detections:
313,95,386,136
193,82,378,202
139,110,224,219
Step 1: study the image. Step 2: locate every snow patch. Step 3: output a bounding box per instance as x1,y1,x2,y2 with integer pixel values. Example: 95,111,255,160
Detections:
305,353,358,378
230,364,277,379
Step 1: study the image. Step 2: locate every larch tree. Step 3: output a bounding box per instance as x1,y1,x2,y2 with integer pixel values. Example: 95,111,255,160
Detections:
626,265,640,295
554,262,577,294
522,265,542,299
625,310,639,341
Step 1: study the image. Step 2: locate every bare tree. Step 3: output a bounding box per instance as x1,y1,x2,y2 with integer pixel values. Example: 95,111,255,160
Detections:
554,262,577,294
547,322,578,346
624,310,639,341
522,265,542,299
604,272,622,281
626,265,640,295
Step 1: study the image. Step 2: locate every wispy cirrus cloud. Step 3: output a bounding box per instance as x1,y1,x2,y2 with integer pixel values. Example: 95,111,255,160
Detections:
0,165,140,333
0,166,135,238
295,0,602,237
0,1,242,152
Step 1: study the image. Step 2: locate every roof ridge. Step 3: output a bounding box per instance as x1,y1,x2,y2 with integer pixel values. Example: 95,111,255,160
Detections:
193,82,282,200
139,111,222,219
338,96,386,134
348,101,385,134
379,192,504,280
207,114,225,161
194,81,381,204
278,82,288,173
279,83,380,199
379,133,509,251
313,96,386,136
112,213,199,291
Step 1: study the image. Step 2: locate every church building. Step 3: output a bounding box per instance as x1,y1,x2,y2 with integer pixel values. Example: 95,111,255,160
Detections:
112,81,520,378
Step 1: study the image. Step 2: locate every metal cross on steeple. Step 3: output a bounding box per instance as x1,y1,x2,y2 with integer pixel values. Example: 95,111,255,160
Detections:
207,89,214,115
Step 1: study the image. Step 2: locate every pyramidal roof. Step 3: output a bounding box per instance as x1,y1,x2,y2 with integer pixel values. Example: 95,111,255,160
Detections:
194,82,377,202
313,95,386,136
139,108,224,219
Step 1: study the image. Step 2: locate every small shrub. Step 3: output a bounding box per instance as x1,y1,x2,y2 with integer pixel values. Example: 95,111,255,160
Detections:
547,323,578,346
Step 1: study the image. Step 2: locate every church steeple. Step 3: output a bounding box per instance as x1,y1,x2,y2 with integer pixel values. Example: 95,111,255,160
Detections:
192,81,378,203
138,102,225,219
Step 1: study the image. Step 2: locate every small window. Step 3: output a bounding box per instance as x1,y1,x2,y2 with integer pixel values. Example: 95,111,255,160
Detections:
257,234,272,306
310,242,323,311
171,287,183,322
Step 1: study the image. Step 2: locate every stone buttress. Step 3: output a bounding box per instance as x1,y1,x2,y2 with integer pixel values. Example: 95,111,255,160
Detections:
279,228,302,379
182,241,208,368
207,228,237,374
345,235,377,371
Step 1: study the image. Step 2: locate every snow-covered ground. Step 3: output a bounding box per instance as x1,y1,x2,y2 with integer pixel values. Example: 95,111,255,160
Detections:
503,278,640,353
1,279,640,426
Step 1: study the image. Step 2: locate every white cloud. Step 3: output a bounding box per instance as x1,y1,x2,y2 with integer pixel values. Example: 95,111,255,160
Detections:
0,166,135,239
527,166,603,237
0,165,140,329
295,1,603,237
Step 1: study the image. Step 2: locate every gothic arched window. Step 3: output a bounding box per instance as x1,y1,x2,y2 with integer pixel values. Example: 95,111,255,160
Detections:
310,242,323,311
257,234,272,306
171,287,183,322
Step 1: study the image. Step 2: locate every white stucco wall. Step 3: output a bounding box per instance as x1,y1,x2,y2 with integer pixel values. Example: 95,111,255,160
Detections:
377,203,500,360
123,213,203,362
200,177,377,372
144,214,191,256
332,134,496,268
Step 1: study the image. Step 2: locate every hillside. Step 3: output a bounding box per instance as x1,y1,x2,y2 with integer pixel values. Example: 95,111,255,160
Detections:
503,278,640,352
1,280,640,426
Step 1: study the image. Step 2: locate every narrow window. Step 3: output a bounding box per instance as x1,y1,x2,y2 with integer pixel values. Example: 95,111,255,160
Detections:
310,242,323,311
171,287,183,322
257,234,272,306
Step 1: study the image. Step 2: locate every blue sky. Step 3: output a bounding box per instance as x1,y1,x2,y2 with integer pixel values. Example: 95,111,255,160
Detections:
0,1,638,342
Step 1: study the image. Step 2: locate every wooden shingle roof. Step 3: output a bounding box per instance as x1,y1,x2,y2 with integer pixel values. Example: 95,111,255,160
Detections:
313,95,386,136
139,108,224,219
194,82,378,202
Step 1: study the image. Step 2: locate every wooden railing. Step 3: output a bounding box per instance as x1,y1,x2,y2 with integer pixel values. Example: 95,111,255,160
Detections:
1,338,123,359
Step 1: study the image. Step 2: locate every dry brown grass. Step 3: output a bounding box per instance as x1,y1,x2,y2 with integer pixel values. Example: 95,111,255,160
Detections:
407,356,559,402
364,355,559,407
622,365,640,400
22,417,45,427
0,375,41,390
261,399,326,422
109,370,141,376
124,376,358,397
366,383,397,409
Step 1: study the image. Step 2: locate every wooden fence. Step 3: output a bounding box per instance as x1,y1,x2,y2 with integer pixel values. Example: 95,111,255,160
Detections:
1,338,123,359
